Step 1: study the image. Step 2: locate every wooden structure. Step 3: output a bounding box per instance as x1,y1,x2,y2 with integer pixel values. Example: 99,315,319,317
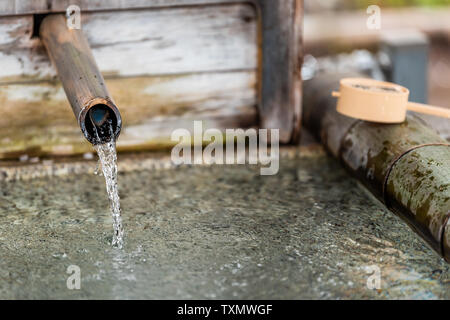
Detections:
0,0,303,158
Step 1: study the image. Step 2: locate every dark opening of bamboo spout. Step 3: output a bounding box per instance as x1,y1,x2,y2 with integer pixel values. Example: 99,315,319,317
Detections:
80,100,122,145
39,14,122,145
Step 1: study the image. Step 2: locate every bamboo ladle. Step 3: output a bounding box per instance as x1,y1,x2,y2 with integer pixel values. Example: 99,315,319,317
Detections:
331,78,450,123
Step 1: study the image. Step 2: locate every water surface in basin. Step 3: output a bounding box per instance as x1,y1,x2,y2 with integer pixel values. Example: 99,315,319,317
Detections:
0,153,448,299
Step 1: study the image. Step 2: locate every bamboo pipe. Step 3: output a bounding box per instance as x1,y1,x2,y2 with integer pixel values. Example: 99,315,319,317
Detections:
40,14,122,145
304,72,450,263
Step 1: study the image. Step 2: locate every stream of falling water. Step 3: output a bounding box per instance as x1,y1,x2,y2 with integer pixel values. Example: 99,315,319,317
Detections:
93,123,124,248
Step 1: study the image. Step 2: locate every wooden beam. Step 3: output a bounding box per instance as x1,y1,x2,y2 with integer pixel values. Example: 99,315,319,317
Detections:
0,71,257,158
0,5,258,82
0,0,245,16
257,0,303,143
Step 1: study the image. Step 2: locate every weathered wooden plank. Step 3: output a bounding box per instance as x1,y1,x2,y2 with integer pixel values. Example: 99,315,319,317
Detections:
0,15,32,48
0,0,47,16
0,0,247,16
0,4,257,81
0,71,257,158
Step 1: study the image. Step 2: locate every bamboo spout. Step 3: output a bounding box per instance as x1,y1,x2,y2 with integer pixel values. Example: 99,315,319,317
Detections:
40,14,122,145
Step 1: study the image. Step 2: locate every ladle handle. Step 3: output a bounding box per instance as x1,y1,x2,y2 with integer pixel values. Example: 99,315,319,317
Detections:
407,102,450,119
331,91,341,98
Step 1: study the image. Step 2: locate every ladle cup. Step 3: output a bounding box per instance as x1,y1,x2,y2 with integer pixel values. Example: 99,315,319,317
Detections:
331,78,450,123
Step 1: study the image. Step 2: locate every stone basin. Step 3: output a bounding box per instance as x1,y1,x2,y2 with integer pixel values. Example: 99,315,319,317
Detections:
0,146,448,299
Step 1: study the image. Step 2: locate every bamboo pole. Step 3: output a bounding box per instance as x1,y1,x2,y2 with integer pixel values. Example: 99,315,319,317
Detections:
303,72,450,263
40,14,121,144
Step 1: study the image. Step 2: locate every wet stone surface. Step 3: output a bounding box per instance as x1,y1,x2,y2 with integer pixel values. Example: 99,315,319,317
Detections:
0,153,448,299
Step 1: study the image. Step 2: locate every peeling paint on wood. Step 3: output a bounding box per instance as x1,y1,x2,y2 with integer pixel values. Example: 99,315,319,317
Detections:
0,5,258,81
0,1,302,156
0,0,245,16
0,71,257,158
